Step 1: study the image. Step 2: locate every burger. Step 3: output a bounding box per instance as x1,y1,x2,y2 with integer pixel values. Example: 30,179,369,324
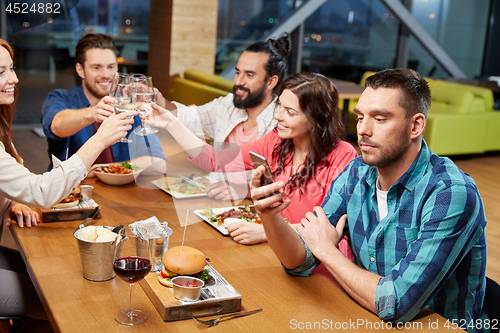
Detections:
52,185,82,209
157,246,210,287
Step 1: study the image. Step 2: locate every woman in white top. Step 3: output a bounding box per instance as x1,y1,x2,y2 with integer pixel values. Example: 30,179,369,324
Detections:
0,38,136,322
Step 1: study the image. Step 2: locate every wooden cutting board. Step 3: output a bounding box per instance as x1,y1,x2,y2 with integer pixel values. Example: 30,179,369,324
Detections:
139,265,242,321
37,205,101,222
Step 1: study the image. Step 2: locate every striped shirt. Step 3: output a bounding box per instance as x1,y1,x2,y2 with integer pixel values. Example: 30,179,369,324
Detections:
174,94,277,146
287,141,488,332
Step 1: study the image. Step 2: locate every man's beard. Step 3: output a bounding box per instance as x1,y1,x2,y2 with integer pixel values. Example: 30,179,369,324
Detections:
359,126,411,168
84,79,107,100
233,83,266,109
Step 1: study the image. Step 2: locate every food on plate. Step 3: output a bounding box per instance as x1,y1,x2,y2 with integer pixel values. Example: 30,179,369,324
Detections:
156,175,182,189
77,226,118,242
168,176,210,195
157,246,210,287
94,162,141,174
168,182,205,195
156,175,212,196
200,205,261,225
52,185,83,209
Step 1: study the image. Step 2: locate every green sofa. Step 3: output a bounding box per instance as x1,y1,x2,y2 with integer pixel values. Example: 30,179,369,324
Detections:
343,71,500,155
168,69,233,106
424,80,500,155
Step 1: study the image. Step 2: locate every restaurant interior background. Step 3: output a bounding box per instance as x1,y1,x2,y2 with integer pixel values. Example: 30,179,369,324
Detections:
1,0,499,128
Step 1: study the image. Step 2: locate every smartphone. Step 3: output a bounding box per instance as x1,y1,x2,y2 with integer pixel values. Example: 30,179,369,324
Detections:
249,151,275,185
249,151,283,203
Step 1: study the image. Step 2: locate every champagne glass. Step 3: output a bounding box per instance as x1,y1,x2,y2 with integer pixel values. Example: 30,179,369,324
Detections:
113,226,151,325
109,72,134,143
131,75,158,136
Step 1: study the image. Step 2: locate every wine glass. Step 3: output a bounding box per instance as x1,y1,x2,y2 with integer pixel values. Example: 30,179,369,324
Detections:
113,226,151,325
131,75,158,136
109,72,134,143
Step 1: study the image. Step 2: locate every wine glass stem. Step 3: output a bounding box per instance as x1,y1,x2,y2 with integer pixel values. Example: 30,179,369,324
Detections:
128,283,134,316
143,117,151,131
139,116,148,133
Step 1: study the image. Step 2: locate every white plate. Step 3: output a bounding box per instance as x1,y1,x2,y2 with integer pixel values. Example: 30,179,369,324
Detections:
193,206,258,236
152,179,208,199
194,207,230,235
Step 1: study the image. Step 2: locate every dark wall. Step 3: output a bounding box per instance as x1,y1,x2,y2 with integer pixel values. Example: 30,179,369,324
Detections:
482,0,500,77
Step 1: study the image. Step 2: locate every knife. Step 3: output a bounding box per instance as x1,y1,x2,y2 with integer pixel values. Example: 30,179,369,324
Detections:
180,175,206,188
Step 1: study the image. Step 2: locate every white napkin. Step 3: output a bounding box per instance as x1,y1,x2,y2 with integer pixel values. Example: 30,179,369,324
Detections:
129,216,170,238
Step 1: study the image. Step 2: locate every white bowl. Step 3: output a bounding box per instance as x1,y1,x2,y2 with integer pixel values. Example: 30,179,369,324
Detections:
95,169,142,185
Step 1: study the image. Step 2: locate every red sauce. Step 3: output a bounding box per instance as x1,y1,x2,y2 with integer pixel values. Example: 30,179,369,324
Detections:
179,281,198,287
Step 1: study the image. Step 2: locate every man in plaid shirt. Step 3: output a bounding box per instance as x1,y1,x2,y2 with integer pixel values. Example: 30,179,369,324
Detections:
251,68,489,332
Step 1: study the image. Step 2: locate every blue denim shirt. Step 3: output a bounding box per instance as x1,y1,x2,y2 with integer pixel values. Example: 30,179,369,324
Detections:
41,86,165,169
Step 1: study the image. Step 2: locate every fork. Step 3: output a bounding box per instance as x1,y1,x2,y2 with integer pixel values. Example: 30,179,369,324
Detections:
193,309,262,326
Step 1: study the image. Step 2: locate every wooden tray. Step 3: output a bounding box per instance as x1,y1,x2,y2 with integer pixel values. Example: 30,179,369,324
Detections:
37,205,101,223
139,265,242,321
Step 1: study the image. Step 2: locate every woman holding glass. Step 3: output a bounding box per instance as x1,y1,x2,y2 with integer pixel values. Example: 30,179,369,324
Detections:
0,38,137,324
109,73,157,139
149,72,358,249
131,74,157,136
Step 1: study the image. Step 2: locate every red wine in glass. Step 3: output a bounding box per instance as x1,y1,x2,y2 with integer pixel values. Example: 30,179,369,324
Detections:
113,226,151,326
113,256,151,284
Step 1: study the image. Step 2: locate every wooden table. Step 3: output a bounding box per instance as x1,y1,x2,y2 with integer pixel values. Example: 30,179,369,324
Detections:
10,174,453,332
117,57,148,75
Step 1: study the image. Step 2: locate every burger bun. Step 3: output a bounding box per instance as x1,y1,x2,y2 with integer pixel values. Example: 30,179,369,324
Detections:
162,246,206,275
52,185,82,209
157,267,177,287
52,199,80,209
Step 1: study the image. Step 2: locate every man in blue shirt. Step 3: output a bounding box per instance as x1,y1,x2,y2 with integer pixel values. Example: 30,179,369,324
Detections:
41,34,165,170
250,69,488,332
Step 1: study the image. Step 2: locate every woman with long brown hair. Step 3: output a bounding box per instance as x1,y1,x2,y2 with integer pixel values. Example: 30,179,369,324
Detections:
150,72,358,246
0,38,135,322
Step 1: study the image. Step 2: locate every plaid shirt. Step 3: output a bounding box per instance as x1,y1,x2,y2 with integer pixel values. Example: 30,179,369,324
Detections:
174,94,277,146
287,141,488,332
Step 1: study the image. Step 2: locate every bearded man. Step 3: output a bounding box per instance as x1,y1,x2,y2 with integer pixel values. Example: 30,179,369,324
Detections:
42,33,165,169
158,33,291,147
154,33,292,204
